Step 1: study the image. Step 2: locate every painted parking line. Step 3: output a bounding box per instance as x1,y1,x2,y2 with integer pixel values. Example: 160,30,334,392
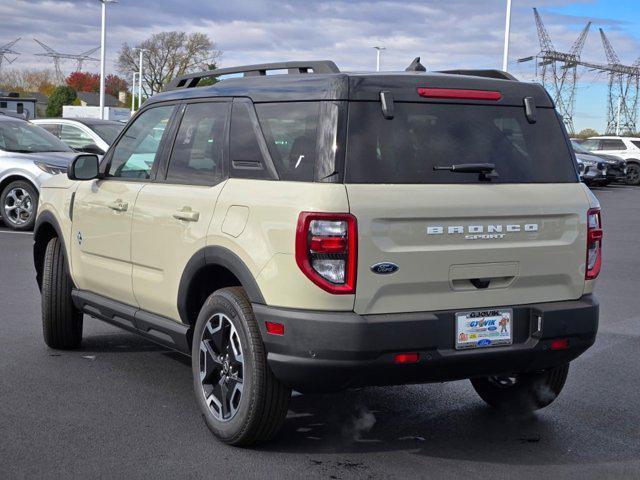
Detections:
0,229,32,235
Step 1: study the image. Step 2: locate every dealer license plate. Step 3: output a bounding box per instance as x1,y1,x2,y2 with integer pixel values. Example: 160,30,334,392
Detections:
455,308,513,350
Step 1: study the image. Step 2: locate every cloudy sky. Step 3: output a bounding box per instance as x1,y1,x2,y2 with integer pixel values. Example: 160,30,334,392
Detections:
1,0,639,131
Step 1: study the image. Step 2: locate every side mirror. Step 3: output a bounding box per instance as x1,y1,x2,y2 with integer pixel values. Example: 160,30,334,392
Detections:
68,154,100,181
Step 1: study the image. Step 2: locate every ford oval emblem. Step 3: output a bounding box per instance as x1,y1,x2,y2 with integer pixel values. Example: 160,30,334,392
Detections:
478,339,492,346
370,262,399,275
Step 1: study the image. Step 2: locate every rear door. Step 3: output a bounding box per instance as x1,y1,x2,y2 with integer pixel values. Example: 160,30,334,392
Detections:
344,101,590,315
130,100,230,321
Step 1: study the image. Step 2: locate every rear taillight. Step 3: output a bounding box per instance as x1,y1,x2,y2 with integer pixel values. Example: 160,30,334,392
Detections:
295,212,357,294
586,208,603,280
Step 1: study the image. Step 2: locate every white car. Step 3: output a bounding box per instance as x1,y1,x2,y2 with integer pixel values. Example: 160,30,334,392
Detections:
581,136,640,185
32,118,124,156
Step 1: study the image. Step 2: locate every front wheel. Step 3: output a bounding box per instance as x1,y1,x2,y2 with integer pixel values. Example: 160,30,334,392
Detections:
191,287,291,446
1,180,38,231
471,364,569,413
42,237,83,348
626,162,640,186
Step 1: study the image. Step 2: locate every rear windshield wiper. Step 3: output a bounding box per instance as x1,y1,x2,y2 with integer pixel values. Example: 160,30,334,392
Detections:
433,163,498,181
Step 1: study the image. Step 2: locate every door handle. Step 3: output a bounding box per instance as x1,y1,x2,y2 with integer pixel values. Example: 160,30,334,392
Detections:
108,199,128,212
173,207,200,222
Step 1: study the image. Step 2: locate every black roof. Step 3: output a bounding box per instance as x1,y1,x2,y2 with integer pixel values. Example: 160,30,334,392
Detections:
150,61,553,108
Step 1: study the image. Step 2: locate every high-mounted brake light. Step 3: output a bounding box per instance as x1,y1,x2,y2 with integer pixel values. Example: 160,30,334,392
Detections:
586,208,602,280
295,212,357,294
417,88,502,101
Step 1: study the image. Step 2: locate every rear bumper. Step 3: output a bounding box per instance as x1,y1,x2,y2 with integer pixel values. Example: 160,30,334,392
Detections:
253,295,599,392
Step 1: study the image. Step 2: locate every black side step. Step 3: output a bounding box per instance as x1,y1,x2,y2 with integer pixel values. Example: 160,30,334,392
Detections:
71,290,191,355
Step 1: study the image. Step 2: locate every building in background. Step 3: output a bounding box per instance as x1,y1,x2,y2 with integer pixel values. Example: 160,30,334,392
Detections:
0,92,38,119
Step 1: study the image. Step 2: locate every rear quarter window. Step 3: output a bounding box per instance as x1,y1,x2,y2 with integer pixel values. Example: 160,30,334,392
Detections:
255,102,319,182
345,102,577,184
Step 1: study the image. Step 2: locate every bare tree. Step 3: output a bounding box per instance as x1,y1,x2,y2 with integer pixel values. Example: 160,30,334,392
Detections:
117,31,221,98
0,68,57,94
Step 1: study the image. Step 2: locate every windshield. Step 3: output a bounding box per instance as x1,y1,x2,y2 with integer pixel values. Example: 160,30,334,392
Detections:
345,102,577,184
572,141,592,154
90,123,124,144
0,121,71,153
580,139,599,151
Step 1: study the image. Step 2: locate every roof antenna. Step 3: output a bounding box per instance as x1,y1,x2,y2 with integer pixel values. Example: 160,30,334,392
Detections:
405,57,426,72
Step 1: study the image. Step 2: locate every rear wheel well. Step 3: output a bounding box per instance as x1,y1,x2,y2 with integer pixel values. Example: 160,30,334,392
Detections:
184,264,242,327
33,222,58,290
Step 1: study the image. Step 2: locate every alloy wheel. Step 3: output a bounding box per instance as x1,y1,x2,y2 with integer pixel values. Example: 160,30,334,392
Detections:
199,313,244,422
3,187,33,226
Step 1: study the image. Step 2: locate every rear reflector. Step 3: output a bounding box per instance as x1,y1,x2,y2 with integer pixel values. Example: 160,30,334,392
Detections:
417,88,502,101
394,352,420,364
550,338,569,351
265,321,284,336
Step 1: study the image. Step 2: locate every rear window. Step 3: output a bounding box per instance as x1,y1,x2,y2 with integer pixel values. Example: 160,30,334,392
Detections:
345,102,577,184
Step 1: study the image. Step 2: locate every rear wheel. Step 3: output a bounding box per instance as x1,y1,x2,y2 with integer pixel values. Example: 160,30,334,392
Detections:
1,180,38,231
471,364,569,412
191,287,291,446
42,237,83,349
626,162,640,186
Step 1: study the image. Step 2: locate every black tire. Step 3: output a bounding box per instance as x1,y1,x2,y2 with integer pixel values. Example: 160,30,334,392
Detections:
471,364,569,413
626,162,640,186
42,237,83,349
191,287,291,446
1,180,38,231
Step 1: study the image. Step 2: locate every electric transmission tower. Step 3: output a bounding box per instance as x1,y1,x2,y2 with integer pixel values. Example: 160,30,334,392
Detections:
518,8,591,134
597,29,640,135
33,39,100,83
0,37,21,74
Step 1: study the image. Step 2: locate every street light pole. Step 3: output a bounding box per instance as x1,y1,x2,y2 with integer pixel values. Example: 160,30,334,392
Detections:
137,49,146,110
502,0,512,72
98,0,117,120
131,71,137,115
374,46,386,72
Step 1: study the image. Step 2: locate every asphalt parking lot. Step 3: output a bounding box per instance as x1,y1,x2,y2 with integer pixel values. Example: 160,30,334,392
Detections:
1,185,639,480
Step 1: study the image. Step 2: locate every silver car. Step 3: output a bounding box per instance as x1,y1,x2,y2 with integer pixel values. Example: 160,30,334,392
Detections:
0,115,77,230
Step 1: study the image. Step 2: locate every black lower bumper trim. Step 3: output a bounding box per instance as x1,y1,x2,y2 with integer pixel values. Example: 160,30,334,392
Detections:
253,295,599,392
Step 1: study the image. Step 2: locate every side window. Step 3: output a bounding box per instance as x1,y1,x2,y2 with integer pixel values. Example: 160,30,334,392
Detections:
631,140,640,149
166,102,228,185
255,102,319,181
229,100,270,179
60,124,95,150
108,105,174,179
600,139,626,151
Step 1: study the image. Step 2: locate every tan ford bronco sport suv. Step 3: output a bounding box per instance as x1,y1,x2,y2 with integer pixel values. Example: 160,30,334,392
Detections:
33,60,601,446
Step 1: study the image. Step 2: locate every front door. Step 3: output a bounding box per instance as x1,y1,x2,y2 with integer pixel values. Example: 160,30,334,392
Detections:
71,104,177,306
131,101,230,320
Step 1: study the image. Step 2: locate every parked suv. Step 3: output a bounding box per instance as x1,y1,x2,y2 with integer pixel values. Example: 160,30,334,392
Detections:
33,61,601,446
581,136,640,185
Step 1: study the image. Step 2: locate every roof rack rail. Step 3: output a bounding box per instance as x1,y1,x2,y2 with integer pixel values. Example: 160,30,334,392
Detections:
165,60,340,91
437,69,518,81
